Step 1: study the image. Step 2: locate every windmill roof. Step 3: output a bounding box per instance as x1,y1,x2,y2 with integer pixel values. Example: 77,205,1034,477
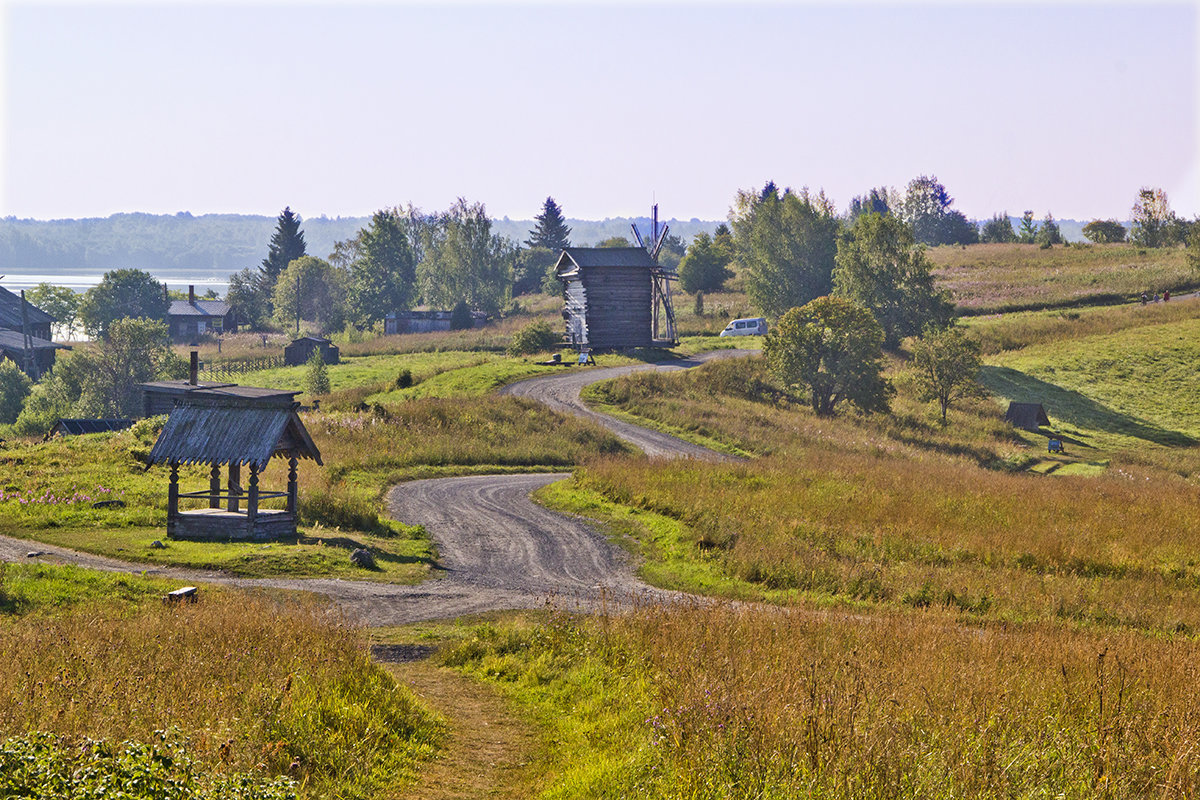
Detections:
555,247,656,274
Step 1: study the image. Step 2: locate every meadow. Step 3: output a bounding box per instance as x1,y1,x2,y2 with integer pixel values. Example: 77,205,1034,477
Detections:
0,566,444,799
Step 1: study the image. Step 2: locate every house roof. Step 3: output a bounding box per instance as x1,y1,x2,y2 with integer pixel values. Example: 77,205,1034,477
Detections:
148,405,322,469
555,247,657,276
0,286,55,330
1004,402,1051,431
168,299,231,318
141,379,300,409
0,329,68,352
51,418,135,436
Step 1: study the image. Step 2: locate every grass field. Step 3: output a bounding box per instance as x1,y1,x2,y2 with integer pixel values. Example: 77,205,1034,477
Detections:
0,575,444,799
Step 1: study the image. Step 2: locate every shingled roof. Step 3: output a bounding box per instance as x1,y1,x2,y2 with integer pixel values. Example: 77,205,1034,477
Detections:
168,299,232,318
148,405,322,469
0,286,55,330
555,247,656,275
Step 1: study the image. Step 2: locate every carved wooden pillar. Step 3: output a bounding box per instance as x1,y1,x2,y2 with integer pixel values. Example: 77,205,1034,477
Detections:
167,462,179,517
227,462,241,512
287,456,298,514
209,464,221,508
247,464,259,521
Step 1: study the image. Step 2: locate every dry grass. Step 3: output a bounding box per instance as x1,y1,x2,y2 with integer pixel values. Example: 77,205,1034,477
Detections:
928,242,1195,314
0,591,443,797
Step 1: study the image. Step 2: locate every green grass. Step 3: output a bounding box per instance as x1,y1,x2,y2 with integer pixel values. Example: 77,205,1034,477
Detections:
983,315,1200,453
0,561,183,615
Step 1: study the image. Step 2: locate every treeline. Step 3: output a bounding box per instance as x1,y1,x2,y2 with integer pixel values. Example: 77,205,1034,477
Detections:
0,212,719,271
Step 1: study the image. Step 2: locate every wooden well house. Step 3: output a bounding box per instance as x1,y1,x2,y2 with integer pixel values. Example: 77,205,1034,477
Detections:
146,389,322,542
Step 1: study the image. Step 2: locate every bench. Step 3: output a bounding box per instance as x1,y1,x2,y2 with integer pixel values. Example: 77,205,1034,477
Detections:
166,586,198,603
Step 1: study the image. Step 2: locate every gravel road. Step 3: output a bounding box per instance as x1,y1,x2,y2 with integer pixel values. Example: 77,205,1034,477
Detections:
502,348,755,459
0,348,758,625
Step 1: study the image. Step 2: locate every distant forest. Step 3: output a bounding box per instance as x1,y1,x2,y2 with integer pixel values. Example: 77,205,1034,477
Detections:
0,213,723,272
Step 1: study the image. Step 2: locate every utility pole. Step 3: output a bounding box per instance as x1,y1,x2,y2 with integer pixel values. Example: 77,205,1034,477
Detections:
20,289,38,380
295,272,300,335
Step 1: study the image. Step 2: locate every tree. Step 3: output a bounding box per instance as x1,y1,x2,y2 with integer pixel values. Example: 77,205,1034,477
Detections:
678,232,734,293
0,359,32,424
78,269,169,339
260,207,307,287
525,197,572,252
305,350,330,396
24,283,80,340
763,296,892,417
1187,222,1200,273
449,299,473,330
1036,213,1064,246
848,187,894,219
1130,187,1176,248
980,213,1017,244
1082,219,1127,244
416,199,515,316
272,256,348,334
226,267,272,331
74,317,182,418
734,184,841,318
513,246,558,296
347,209,417,328
1017,211,1039,244
832,212,954,350
596,236,633,248
910,325,984,422
13,353,88,435
898,176,974,245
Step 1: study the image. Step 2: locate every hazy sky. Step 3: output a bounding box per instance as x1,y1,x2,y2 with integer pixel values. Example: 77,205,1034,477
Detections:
2,1,1197,222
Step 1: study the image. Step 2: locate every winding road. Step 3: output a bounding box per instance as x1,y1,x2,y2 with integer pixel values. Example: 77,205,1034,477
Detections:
0,348,757,625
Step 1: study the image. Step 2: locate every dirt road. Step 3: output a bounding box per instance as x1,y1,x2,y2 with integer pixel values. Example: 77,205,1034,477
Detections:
502,348,755,459
0,348,758,624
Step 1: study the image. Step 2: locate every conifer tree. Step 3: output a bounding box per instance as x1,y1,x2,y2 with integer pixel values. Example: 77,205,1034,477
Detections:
525,197,572,252
261,207,308,286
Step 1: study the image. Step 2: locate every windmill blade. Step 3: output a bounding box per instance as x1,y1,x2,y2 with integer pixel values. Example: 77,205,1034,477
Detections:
630,224,646,250
651,224,670,260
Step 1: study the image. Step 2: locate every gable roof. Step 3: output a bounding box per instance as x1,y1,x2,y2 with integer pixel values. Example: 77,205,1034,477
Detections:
0,329,68,353
0,286,55,330
1005,402,1051,431
555,247,656,276
148,405,322,469
168,299,232,318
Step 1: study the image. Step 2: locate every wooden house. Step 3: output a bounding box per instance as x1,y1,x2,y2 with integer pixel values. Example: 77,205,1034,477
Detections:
167,286,235,342
0,286,64,377
284,336,339,366
383,309,488,335
555,247,670,351
146,390,322,542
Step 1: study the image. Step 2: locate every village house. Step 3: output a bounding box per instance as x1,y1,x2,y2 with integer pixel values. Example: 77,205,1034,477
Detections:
0,285,66,378
167,285,236,342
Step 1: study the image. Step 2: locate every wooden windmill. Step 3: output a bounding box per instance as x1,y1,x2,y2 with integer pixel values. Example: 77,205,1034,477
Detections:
630,204,678,346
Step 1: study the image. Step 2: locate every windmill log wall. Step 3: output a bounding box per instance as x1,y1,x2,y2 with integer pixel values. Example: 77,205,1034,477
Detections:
578,266,653,349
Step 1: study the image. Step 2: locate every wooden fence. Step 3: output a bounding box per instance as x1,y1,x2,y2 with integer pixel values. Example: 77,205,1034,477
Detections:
200,356,284,381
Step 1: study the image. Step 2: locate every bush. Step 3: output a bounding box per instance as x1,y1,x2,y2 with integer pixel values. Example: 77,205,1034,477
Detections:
395,368,414,389
449,300,473,331
0,360,32,425
507,320,560,356
305,351,330,396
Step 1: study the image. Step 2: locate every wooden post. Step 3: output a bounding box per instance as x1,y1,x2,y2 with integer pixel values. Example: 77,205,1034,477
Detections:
209,464,221,508
287,456,298,514
168,462,179,518
247,464,259,521
227,462,241,512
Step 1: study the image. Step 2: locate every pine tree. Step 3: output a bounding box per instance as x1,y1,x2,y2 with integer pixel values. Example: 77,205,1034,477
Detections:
261,207,308,286
525,197,572,252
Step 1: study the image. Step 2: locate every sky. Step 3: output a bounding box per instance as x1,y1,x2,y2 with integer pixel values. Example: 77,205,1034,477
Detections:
1,1,1197,223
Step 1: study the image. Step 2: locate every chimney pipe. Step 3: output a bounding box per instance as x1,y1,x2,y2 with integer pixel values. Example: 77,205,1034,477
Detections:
188,285,195,304
189,351,198,385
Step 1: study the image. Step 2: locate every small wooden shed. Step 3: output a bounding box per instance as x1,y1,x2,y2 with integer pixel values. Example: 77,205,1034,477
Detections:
1005,402,1051,431
555,247,663,351
147,399,322,541
284,336,340,367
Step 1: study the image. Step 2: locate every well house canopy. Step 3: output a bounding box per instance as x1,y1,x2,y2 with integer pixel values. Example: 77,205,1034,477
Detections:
148,405,322,469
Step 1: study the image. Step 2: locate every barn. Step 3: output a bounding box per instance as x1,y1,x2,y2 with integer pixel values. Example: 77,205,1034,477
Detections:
284,336,339,367
554,247,676,351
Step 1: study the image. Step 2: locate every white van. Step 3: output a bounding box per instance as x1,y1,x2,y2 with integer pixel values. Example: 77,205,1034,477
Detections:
719,317,768,337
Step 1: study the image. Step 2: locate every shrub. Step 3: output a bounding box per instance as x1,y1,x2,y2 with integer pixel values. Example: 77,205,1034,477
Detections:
305,350,330,396
449,300,473,331
395,368,414,389
0,359,32,425
507,320,559,356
